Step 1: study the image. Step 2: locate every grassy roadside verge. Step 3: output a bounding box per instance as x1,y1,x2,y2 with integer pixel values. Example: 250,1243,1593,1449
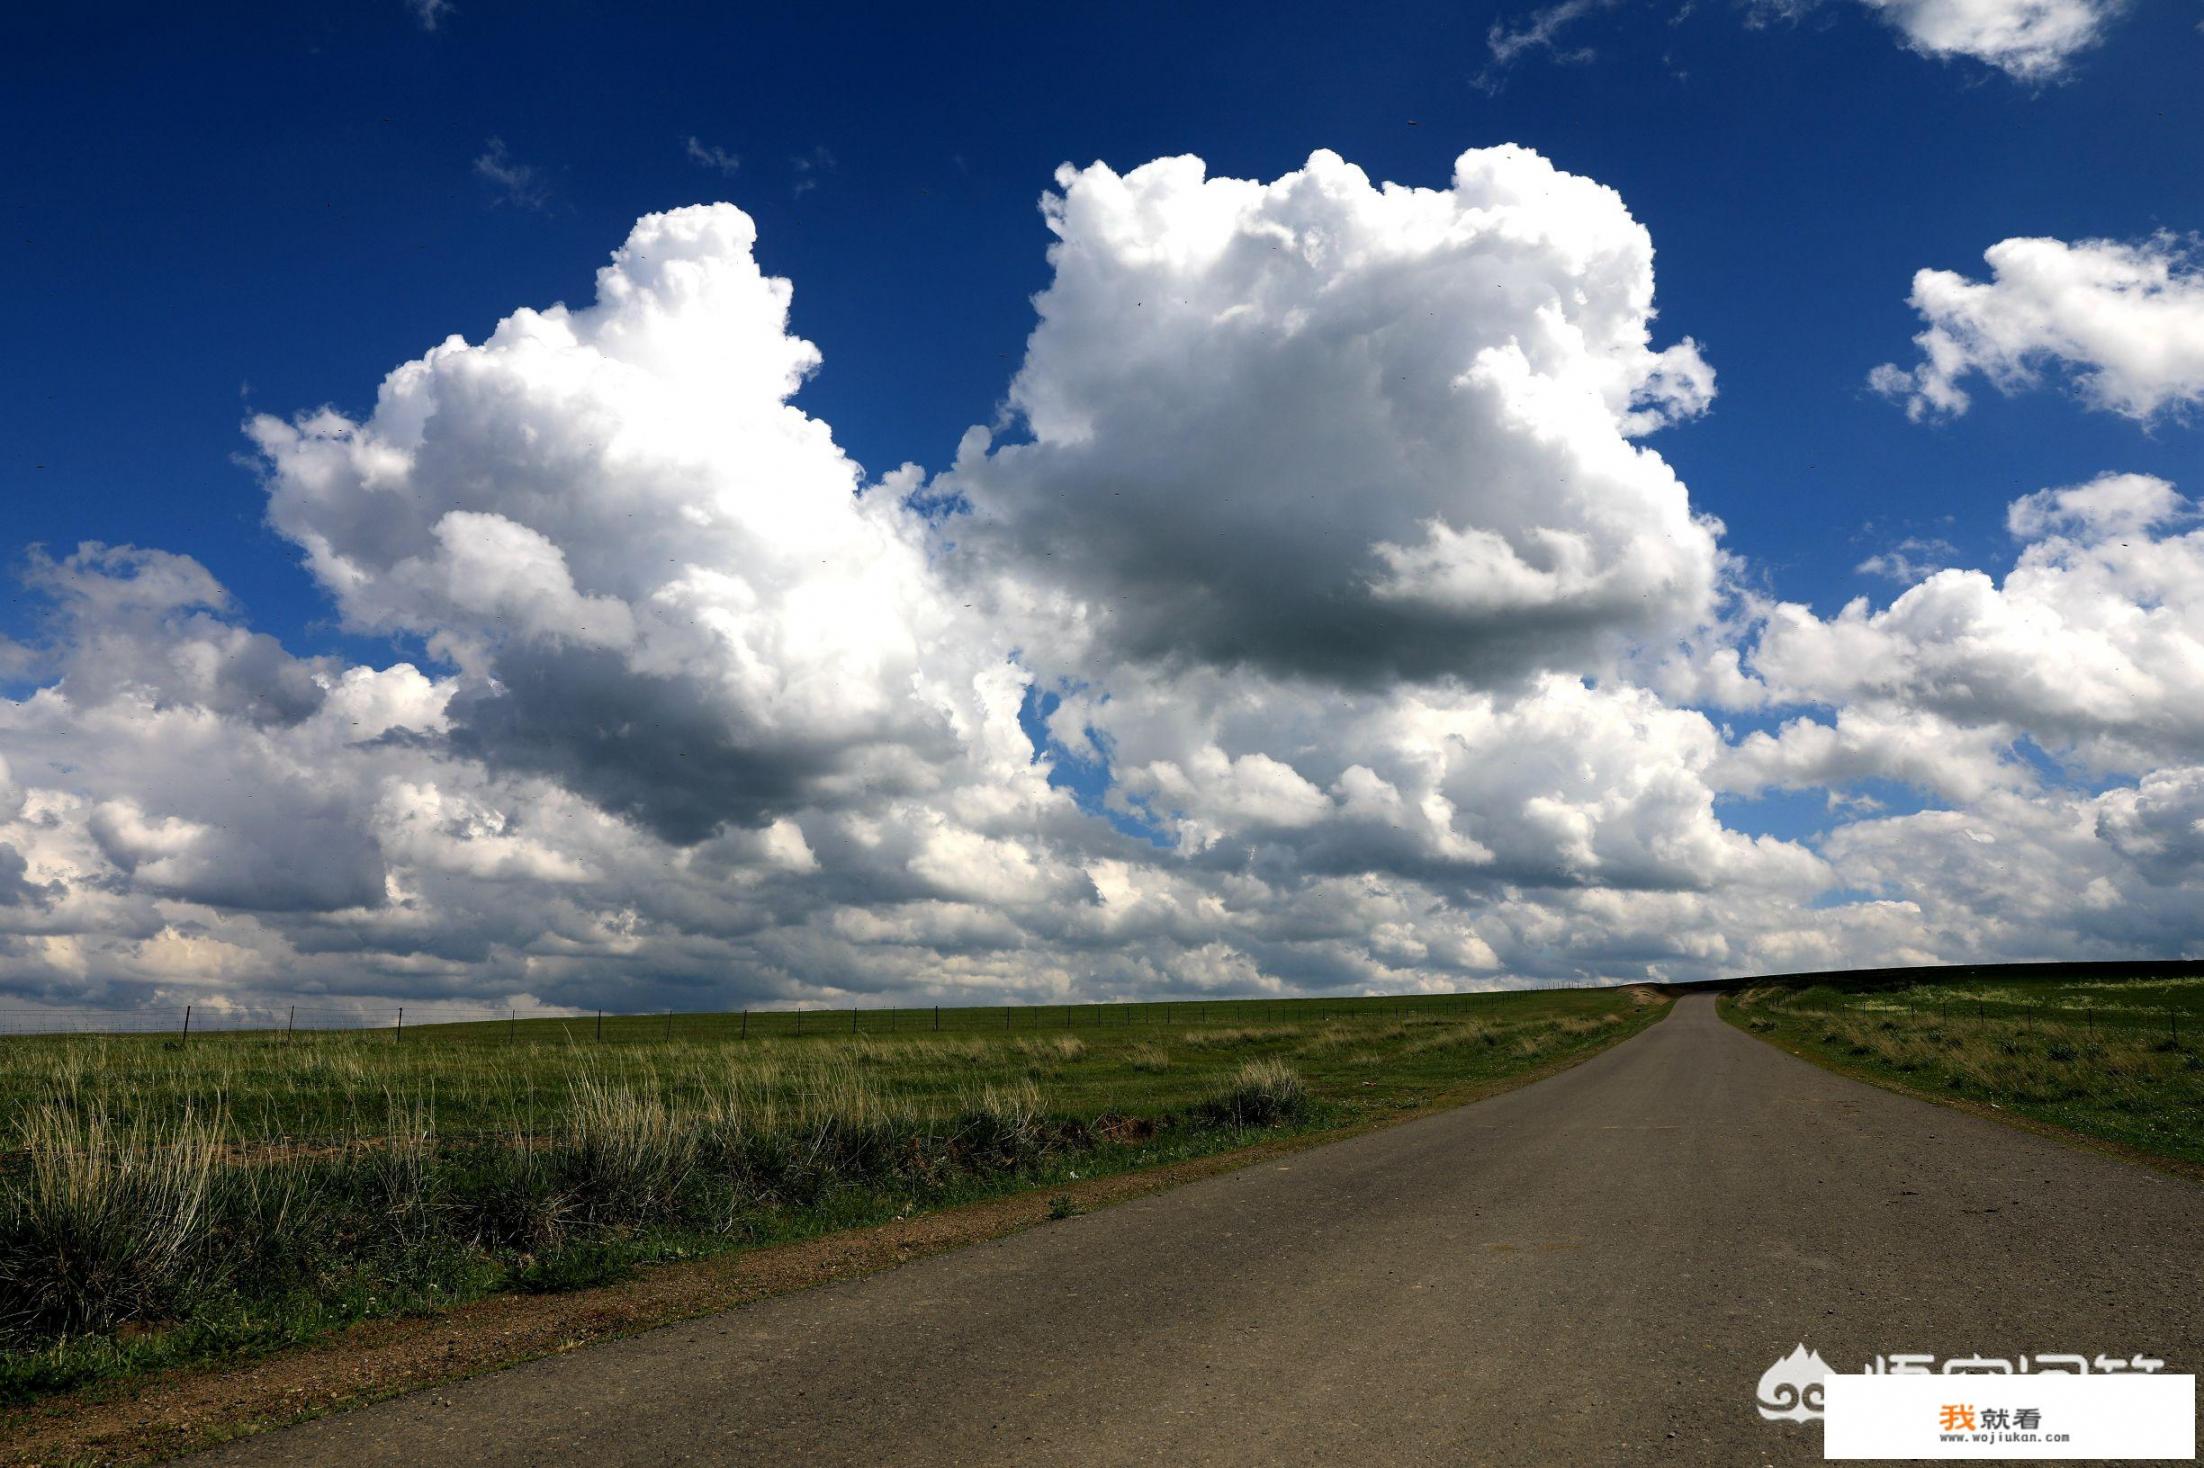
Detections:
1718,981,2204,1180
3,990,1669,1464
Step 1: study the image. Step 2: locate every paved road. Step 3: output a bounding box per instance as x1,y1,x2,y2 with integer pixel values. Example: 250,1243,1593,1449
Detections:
209,996,2204,1465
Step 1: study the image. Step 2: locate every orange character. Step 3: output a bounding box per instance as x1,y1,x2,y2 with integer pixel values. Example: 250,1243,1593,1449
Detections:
1939,1405,1978,1432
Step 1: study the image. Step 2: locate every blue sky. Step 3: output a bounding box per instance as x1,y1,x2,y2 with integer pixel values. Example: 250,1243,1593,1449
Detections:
2,0,2202,1009
6,0,2196,652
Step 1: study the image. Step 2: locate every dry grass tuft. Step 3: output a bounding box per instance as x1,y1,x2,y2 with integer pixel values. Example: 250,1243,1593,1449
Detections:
1193,1059,1309,1128
0,1100,225,1340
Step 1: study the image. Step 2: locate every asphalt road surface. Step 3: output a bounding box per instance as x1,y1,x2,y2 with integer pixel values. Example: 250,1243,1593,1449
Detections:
208,996,2204,1465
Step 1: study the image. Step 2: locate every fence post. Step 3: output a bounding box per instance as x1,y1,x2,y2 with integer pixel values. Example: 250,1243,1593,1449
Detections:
510,1009,518,1045
395,1006,403,1044
933,1005,939,1033
795,1007,803,1037
287,1005,296,1041
665,1010,673,1042
852,1007,859,1035
1005,1006,1011,1032
741,1009,749,1039
595,1009,602,1043
182,1003,191,1046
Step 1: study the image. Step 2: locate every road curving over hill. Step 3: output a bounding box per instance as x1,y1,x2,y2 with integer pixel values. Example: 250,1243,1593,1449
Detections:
205,995,2204,1465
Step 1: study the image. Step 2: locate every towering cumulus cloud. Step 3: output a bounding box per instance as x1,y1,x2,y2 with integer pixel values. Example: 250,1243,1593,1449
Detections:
946,147,1721,685
2,149,2202,1016
249,206,1023,844
935,148,1819,969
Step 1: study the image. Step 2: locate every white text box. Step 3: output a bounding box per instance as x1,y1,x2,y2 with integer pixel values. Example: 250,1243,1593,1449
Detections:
1824,1372,2194,1460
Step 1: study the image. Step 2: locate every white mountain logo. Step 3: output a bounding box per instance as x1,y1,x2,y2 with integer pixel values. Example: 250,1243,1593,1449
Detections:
1757,1342,1833,1422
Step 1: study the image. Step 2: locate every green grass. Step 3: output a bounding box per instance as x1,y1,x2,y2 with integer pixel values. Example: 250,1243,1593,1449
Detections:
1721,975,2204,1168
1775,971,2204,1035
1,988,1587,1140
0,985,1662,1404
403,989,1560,1046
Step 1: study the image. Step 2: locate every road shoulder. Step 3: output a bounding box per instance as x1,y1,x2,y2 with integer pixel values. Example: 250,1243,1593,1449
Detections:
1715,994,2204,1187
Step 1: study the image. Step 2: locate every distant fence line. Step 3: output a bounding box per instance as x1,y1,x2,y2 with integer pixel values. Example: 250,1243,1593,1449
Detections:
0,988,1576,1043
0,1005,413,1037
1778,987,2190,1045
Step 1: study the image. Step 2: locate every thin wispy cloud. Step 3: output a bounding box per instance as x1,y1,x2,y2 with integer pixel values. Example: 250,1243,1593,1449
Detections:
473,138,552,212
404,0,454,33
1492,0,2115,87
684,136,742,176
791,144,837,196
1478,0,1625,90
1854,535,1958,581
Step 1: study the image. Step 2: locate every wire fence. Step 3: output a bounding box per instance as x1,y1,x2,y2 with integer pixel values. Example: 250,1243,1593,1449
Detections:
0,1005,412,1038
1777,988,2193,1046
0,986,1581,1045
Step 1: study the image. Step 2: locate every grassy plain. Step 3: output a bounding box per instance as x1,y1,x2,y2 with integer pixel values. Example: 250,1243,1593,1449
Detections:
1721,974,2204,1169
0,986,1661,1405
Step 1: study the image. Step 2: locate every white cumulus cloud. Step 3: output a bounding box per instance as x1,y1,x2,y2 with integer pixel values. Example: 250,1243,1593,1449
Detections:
6,153,2204,1016
1744,474,2204,776
941,147,1721,690
250,204,1027,846
1872,234,2204,423
1856,0,2116,79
